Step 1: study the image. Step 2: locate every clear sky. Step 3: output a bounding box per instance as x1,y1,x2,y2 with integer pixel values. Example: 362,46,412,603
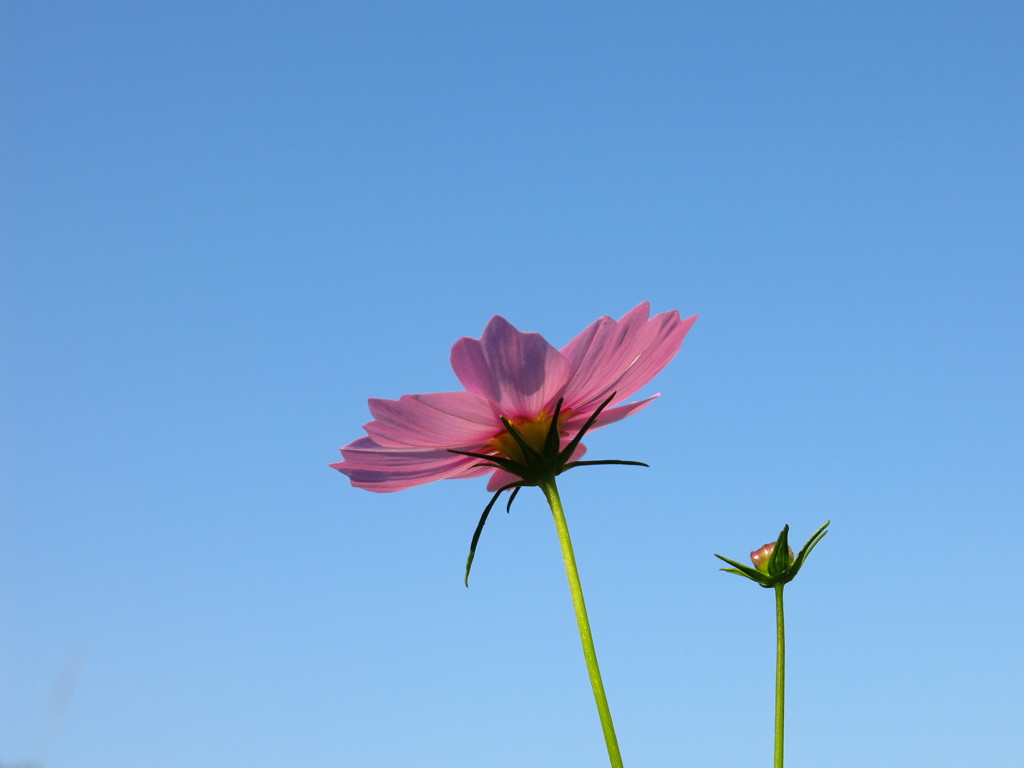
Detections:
2,3,1021,767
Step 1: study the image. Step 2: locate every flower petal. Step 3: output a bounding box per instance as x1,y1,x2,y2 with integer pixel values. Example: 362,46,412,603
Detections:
332,436,493,492
565,395,659,433
485,467,525,492
561,302,697,412
363,391,498,449
450,315,570,419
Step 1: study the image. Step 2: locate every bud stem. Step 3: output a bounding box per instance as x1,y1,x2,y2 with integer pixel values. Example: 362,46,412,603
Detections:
540,478,624,768
774,584,786,768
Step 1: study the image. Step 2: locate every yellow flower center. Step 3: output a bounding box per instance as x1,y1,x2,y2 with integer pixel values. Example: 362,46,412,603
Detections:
489,410,570,464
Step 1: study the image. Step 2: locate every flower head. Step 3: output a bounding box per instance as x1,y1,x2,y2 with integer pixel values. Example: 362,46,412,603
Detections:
332,302,697,493
333,302,696,584
716,522,830,588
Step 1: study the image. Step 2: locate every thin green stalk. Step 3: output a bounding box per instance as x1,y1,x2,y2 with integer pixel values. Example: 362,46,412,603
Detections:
774,584,786,768
539,478,624,768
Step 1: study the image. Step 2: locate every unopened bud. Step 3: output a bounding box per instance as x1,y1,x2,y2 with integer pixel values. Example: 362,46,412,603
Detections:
750,541,794,574
718,521,829,588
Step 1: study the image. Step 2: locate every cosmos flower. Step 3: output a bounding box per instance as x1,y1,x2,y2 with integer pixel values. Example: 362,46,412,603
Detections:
332,302,697,494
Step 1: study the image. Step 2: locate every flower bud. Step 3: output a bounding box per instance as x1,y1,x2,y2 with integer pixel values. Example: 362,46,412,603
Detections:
750,541,795,574
750,542,774,573
717,521,829,588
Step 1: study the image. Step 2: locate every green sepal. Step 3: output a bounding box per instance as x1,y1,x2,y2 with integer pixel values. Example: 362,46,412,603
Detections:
790,520,830,574
558,392,616,465
448,448,526,477
499,416,544,465
563,459,649,470
767,525,793,578
505,486,520,513
544,398,565,457
714,554,773,586
718,567,748,578
464,482,524,587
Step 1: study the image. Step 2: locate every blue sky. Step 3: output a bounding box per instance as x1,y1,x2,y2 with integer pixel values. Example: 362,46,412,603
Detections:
1,3,1021,767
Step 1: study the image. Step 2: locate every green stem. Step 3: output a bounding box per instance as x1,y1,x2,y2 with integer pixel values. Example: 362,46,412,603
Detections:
774,584,786,768
539,478,624,768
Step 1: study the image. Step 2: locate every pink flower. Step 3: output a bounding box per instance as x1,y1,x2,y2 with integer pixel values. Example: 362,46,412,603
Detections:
331,302,697,493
